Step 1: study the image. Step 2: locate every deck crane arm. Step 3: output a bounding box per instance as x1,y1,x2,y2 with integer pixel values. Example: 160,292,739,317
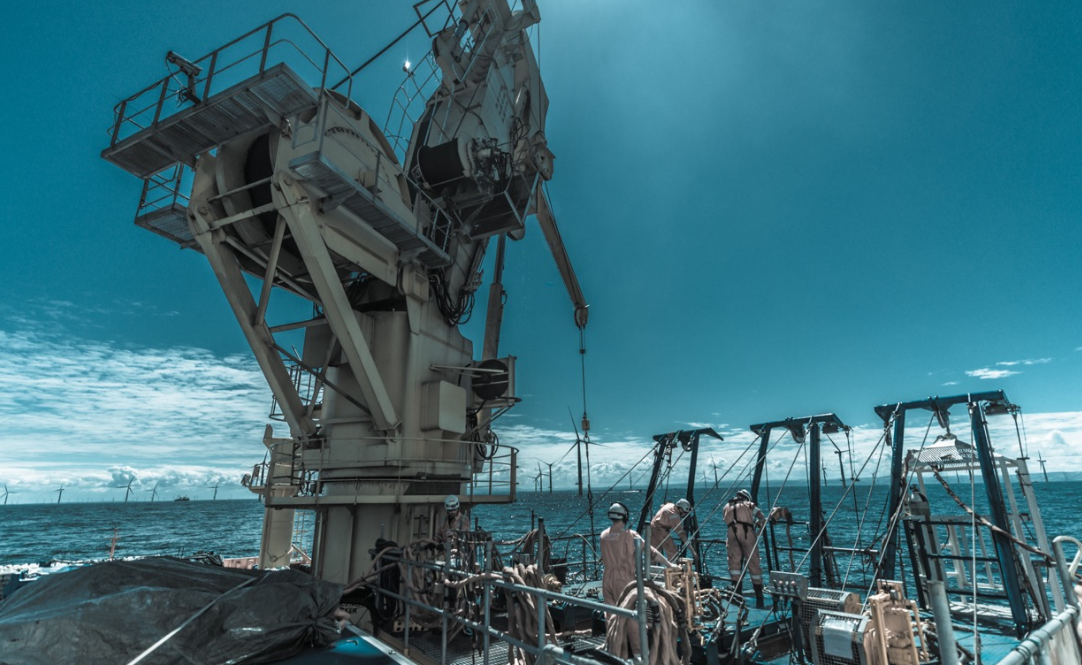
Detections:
481,188,588,362
535,188,590,330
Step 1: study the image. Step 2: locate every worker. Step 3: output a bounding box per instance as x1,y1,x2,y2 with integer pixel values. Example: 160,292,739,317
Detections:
649,498,693,560
600,502,673,607
600,502,673,658
723,489,766,608
435,494,469,553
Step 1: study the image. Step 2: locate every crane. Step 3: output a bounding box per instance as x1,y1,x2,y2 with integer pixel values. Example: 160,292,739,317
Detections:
101,0,587,579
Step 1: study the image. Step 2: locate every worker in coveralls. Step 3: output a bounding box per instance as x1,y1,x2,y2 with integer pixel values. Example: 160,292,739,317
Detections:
600,502,673,606
435,494,469,553
600,502,674,658
649,498,693,560
723,489,766,607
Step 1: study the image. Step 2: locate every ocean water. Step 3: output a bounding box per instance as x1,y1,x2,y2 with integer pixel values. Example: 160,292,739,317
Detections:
2,482,1079,571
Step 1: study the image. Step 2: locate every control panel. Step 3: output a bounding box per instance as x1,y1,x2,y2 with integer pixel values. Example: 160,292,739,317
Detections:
767,571,809,601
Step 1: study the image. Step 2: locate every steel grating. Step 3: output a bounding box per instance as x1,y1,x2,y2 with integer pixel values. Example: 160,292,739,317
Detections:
103,64,318,179
135,204,196,246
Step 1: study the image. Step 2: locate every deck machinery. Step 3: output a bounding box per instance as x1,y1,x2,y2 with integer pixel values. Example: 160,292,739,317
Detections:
101,1,587,585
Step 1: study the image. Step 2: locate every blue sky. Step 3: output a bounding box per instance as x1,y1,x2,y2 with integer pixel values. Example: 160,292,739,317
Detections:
2,1,1080,503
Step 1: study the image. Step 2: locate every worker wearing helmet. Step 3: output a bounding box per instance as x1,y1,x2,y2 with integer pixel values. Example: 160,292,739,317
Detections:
649,498,693,560
600,501,673,658
600,502,672,609
722,489,766,607
435,494,469,552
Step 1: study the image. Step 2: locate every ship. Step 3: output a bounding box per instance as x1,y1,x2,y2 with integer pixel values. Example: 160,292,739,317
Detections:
1,2,1078,665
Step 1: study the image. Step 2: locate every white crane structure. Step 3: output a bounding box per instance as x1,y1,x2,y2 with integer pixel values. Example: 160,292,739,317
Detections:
102,0,586,581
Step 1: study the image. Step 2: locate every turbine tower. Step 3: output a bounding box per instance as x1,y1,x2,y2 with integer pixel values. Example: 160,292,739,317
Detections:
55,486,65,504
1,484,9,506
1037,451,1049,482
146,483,159,502
207,481,221,500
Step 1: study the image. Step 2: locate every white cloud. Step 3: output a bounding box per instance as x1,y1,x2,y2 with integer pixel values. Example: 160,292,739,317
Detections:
966,368,1020,380
942,381,958,386
996,358,1051,367
0,319,272,503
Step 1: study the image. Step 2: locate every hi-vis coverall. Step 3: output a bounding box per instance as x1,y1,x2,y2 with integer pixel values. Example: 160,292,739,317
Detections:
649,502,687,559
722,498,765,584
600,523,669,606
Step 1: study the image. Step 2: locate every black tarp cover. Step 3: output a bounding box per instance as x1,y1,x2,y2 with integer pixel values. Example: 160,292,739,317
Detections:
0,557,343,665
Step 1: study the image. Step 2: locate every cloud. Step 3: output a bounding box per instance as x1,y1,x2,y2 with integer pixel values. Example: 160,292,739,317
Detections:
966,368,1020,380
942,381,958,386
996,358,1051,367
0,317,272,502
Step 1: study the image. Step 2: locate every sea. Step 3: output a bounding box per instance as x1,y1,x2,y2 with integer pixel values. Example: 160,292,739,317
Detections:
3,481,1080,577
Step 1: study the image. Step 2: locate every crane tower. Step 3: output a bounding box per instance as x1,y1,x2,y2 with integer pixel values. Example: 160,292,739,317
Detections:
102,0,586,583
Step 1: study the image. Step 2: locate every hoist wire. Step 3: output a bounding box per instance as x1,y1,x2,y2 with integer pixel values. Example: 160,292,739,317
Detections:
841,427,890,589
553,445,660,540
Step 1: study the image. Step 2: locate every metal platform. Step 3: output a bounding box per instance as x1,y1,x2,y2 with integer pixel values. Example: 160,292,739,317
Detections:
103,63,318,179
135,203,196,247
288,153,452,268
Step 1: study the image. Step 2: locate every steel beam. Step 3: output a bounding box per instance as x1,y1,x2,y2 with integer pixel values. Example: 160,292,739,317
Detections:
276,177,400,433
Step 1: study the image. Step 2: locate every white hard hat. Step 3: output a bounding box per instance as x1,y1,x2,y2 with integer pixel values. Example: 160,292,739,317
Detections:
735,489,751,502
608,502,629,521
444,495,460,511
675,498,691,513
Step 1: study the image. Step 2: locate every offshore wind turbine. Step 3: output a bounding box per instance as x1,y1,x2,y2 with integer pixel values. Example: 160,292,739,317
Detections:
146,483,159,502
1037,451,1049,482
1,483,9,506
55,486,65,504
207,481,221,500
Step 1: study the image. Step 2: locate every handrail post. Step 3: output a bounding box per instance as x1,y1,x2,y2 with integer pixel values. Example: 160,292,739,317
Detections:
536,577,546,656
483,540,492,665
403,554,412,657
321,49,331,94
636,537,649,665
259,22,272,74
111,101,128,147
202,52,218,102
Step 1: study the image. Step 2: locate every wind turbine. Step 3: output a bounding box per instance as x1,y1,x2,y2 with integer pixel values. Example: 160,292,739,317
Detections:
123,479,135,503
55,486,65,504
834,449,847,485
206,481,221,500
1,483,9,506
146,483,159,502
1037,451,1049,483
709,456,720,488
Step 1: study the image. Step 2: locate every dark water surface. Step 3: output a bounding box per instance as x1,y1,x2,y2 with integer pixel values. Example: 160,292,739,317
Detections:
2,482,1079,570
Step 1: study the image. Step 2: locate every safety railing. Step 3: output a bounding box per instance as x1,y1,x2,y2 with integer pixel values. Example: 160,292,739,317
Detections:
247,435,519,504
362,535,651,665
135,164,192,226
106,14,354,148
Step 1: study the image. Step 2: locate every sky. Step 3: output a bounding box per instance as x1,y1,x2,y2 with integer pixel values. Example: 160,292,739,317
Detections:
1,0,1080,504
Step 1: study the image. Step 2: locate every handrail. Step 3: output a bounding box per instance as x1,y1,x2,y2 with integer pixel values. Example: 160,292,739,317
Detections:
107,14,355,149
